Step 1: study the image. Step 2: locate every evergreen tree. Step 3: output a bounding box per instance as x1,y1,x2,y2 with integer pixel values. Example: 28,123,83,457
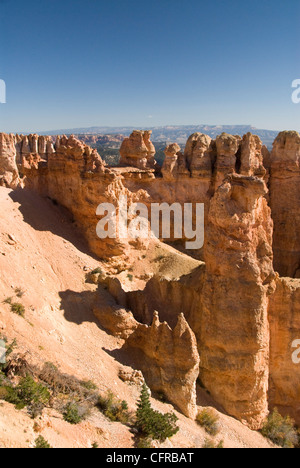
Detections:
136,382,152,432
135,383,179,442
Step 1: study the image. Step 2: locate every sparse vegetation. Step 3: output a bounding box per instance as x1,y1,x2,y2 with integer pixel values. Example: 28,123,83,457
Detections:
34,435,52,449
2,375,50,413
80,379,98,391
127,274,134,282
3,290,26,317
63,402,83,425
91,267,103,275
10,302,25,317
97,391,130,424
92,442,99,449
261,408,299,448
202,438,224,449
15,287,25,298
196,409,220,436
135,383,179,443
2,297,13,305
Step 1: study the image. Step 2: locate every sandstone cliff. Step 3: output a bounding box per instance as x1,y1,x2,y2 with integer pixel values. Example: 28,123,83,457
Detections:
0,133,20,188
94,292,200,420
126,312,200,419
269,277,300,422
200,174,275,429
2,128,300,431
119,130,156,169
269,131,300,277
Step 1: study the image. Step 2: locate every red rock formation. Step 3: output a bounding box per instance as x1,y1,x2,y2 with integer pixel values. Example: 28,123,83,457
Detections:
94,287,200,419
269,277,300,423
269,131,300,277
240,133,266,177
126,311,200,419
3,128,300,429
200,174,276,429
161,143,181,181
119,130,156,169
214,133,241,189
0,133,20,188
184,133,215,179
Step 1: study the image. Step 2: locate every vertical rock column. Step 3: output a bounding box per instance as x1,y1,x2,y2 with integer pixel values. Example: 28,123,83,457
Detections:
269,131,300,277
0,133,20,188
200,174,275,429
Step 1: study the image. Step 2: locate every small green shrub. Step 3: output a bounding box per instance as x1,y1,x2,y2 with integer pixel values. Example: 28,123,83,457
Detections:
80,380,98,391
91,268,103,275
34,436,52,449
97,391,130,424
0,385,22,408
17,375,50,406
63,402,83,425
196,409,219,436
92,442,99,449
10,303,25,317
136,383,179,442
202,438,224,449
2,375,50,411
127,274,133,282
261,408,299,448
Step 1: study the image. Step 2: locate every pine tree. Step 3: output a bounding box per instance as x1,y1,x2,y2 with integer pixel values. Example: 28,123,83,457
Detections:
136,382,152,432
135,382,179,442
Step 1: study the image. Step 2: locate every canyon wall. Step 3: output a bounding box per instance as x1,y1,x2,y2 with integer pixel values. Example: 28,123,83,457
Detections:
200,174,276,429
1,129,300,428
269,277,300,422
269,131,300,277
0,133,21,188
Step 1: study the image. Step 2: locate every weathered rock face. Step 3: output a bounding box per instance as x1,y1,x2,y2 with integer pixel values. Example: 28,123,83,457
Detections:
269,277,300,423
200,174,276,429
240,133,266,178
93,289,138,340
184,133,215,179
0,133,21,188
3,127,300,428
269,131,300,277
214,133,241,189
94,288,200,419
23,135,141,258
119,130,156,169
14,134,55,166
126,311,200,419
161,143,181,181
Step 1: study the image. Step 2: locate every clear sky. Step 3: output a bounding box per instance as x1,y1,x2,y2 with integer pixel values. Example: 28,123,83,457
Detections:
0,0,299,133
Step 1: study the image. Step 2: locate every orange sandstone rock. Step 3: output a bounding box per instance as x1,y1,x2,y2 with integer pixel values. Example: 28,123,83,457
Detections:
200,174,276,429
119,130,156,169
0,133,20,188
269,131,300,277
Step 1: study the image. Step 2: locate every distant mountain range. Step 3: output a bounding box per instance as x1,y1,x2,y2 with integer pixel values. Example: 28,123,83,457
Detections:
40,125,283,148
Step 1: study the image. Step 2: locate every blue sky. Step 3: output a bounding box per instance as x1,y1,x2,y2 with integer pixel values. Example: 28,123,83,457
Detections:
0,0,299,133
